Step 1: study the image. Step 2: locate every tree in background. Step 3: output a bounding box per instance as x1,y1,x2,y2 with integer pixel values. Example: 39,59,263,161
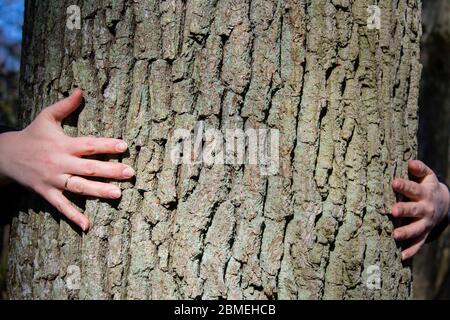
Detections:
7,0,421,299
414,0,450,300
0,0,23,300
0,0,23,126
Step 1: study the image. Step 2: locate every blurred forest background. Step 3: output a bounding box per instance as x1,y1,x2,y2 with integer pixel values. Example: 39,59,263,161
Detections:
0,0,22,300
0,0,449,299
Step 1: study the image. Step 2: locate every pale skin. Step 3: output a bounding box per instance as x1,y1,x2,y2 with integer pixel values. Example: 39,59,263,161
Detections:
0,91,448,260
391,160,450,260
0,89,135,232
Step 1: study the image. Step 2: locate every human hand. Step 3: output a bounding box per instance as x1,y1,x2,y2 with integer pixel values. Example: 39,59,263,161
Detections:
0,89,135,231
391,160,450,260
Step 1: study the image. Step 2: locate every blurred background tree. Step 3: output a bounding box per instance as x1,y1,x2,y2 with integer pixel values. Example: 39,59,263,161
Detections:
0,0,22,127
414,0,450,300
0,0,449,299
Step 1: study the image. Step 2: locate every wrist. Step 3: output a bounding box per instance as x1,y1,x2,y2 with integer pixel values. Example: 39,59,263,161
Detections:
426,182,450,243
0,131,19,186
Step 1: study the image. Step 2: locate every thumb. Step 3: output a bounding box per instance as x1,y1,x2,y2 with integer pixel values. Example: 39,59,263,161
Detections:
45,89,83,122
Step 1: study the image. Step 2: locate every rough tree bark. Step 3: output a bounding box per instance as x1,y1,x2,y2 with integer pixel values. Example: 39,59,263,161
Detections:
7,0,421,299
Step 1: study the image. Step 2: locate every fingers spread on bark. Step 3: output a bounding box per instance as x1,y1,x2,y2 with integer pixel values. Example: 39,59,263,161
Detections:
45,89,83,122
392,179,423,200
45,188,90,231
401,233,427,261
393,220,428,242
69,137,128,156
391,202,426,218
66,158,135,180
65,175,122,199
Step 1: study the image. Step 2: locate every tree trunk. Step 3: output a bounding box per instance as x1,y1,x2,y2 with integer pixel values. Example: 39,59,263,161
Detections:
7,0,421,299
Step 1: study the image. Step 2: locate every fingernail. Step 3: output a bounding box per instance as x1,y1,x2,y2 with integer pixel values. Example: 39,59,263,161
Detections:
83,221,90,232
109,188,122,199
123,167,135,178
116,142,128,152
392,206,401,216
